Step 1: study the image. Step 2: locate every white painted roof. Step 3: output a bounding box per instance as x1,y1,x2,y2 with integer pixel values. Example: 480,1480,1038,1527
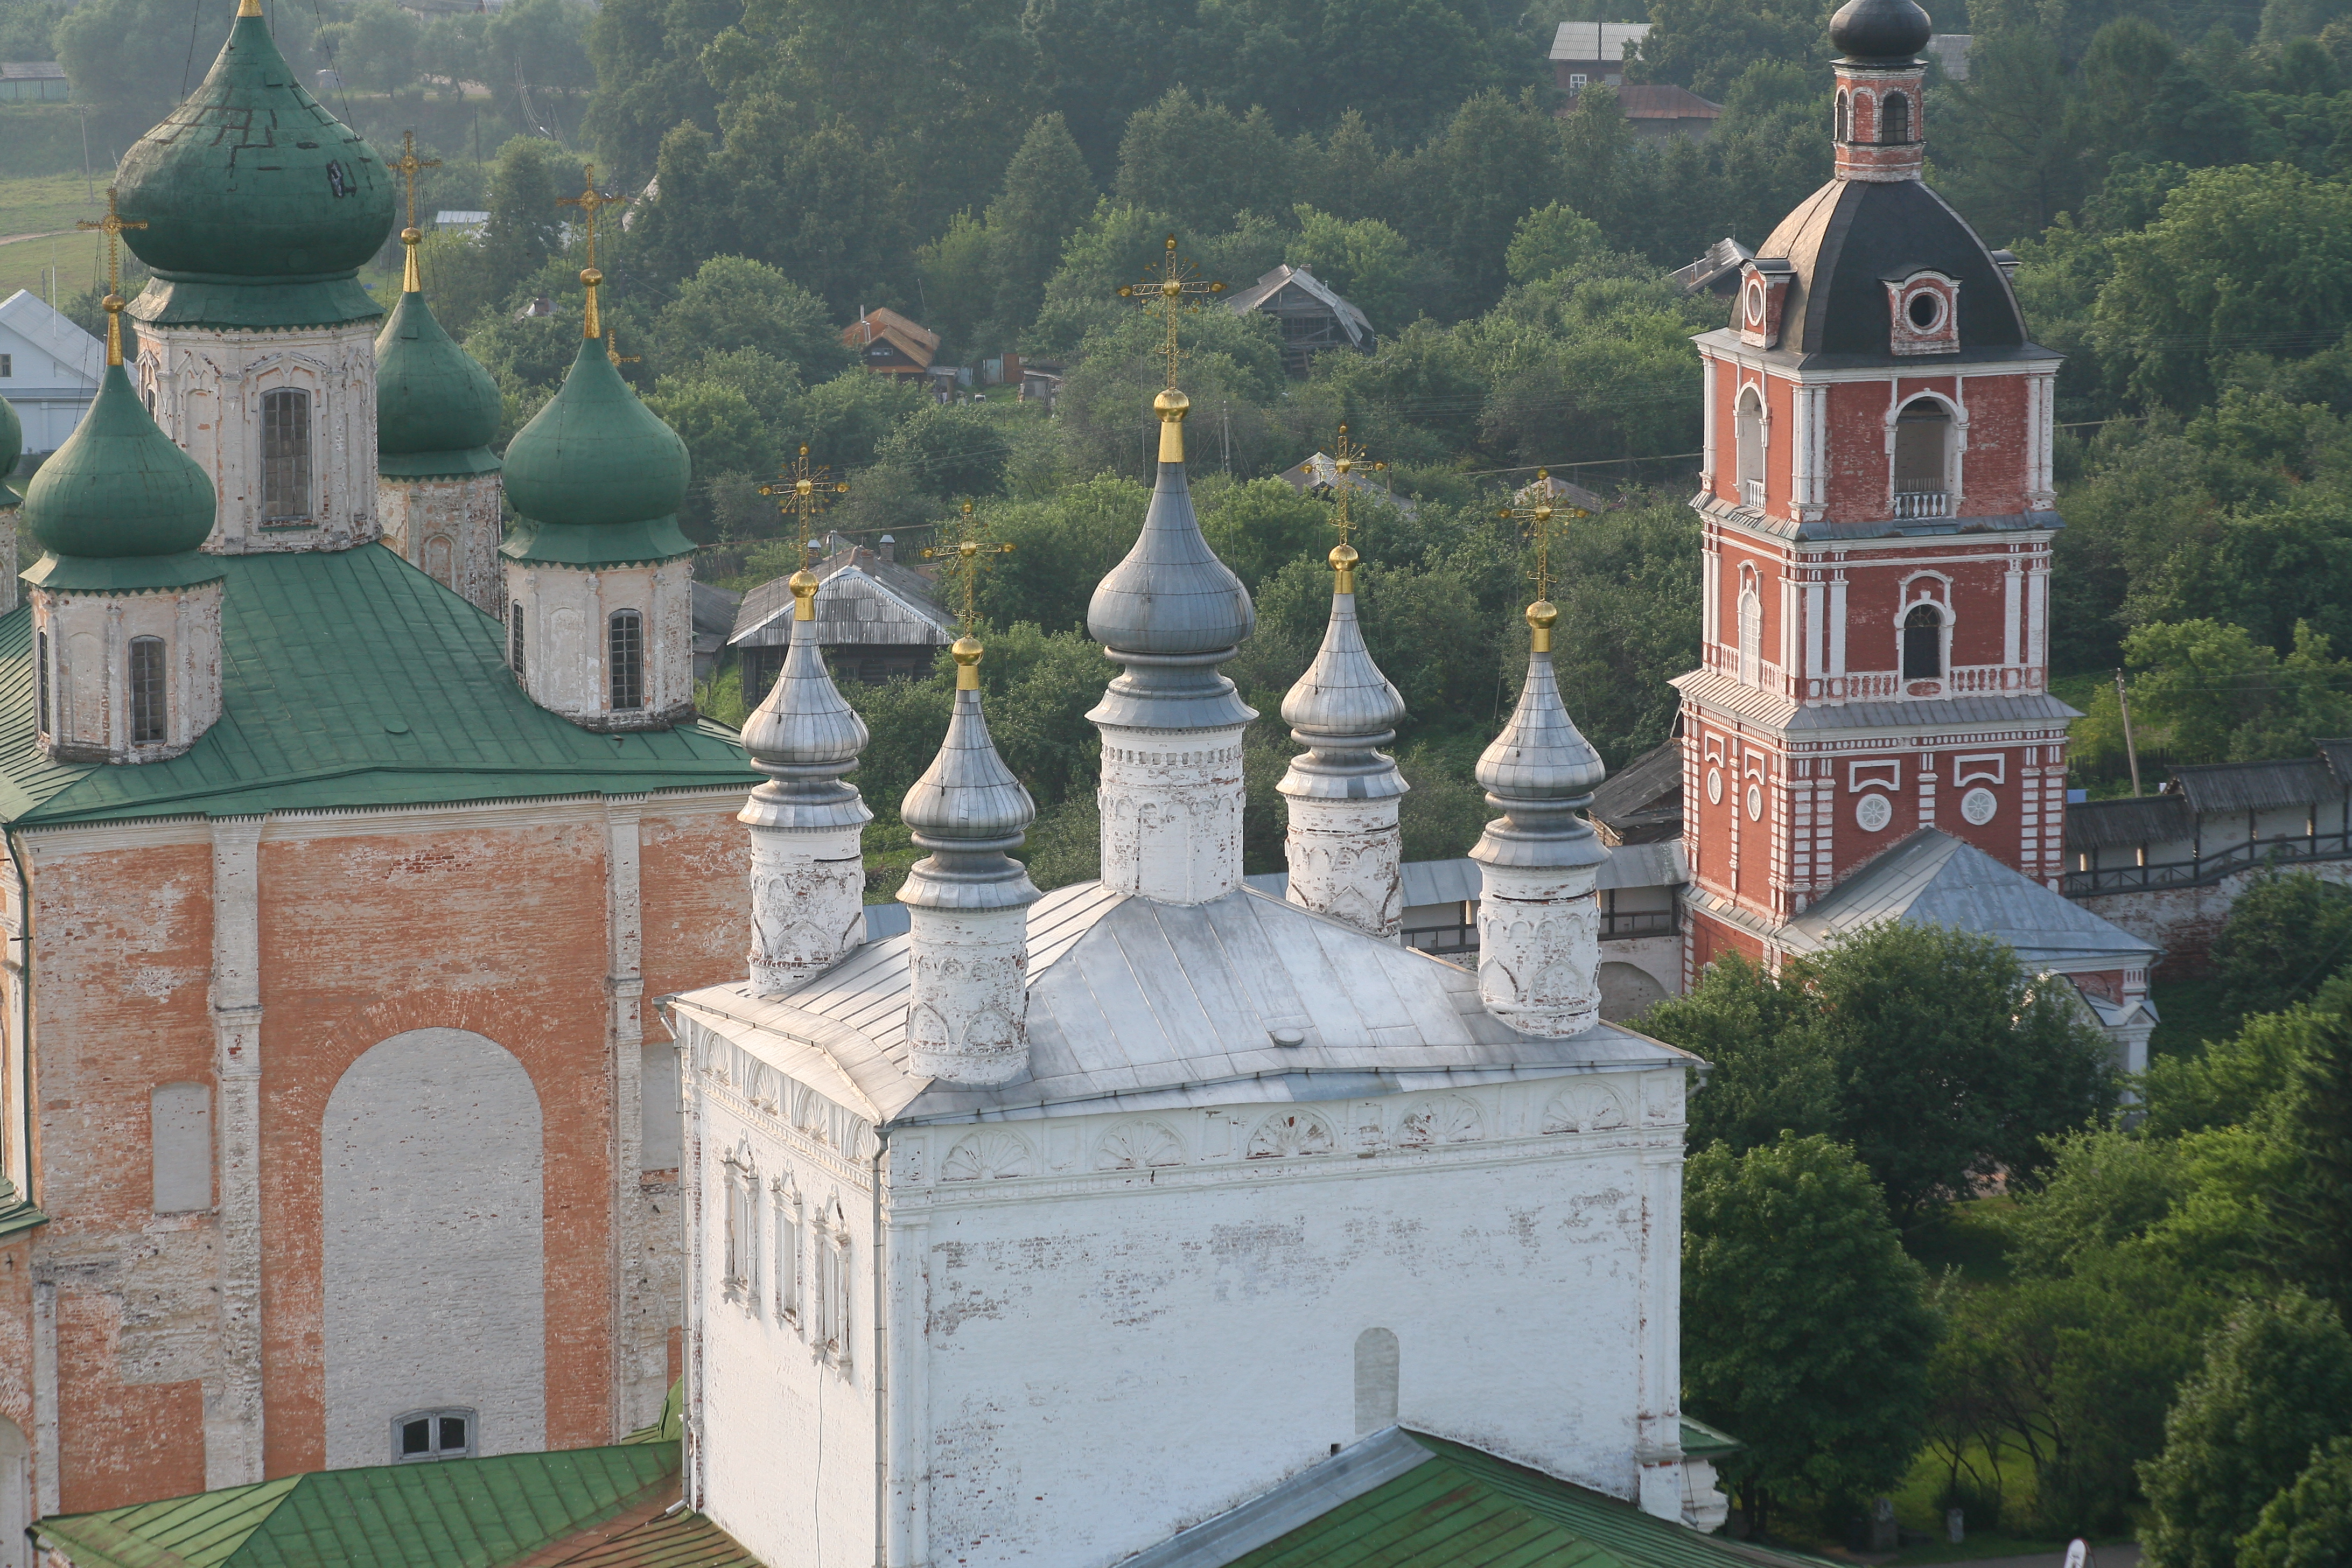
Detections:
670,881,1691,1126
1549,21,1649,60
0,290,101,388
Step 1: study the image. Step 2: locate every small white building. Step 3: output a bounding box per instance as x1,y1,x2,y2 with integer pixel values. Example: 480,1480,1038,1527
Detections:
665,386,1731,1568
0,291,102,456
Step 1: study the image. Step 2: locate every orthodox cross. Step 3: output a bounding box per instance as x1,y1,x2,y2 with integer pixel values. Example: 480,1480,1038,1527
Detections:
1315,424,1380,591
1494,469,1590,606
558,164,628,270
760,445,850,568
391,129,440,234
922,499,1016,636
604,328,639,369
1118,234,1224,390
76,186,145,366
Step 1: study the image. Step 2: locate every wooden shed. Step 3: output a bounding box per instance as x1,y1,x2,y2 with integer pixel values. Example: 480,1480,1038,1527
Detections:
730,541,956,696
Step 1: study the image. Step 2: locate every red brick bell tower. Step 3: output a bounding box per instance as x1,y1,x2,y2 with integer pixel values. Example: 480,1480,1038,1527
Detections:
1673,0,2074,977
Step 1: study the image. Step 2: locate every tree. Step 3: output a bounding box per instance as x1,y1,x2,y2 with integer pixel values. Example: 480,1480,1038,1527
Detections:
1113,88,1296,235
483,0,597,137
711,100,914,317
875,404,1012,497
2122,619,2352,765
2140,1294,2352,1568
1505,203,1606,285
913,212,1002,358
1934,29,2087,246
1287,207,1440,338
631,123,736,288
1630,0,1828,100
479,137,576,293
2211,871,2352,1015
1645,922,2118,1217
579,0,730,184
2271,1005,2352,1315
654,255,853,383
1682,1133,1940,1536
987,114,1100,334
1409,90,1570,306
2241,1436,2352,1568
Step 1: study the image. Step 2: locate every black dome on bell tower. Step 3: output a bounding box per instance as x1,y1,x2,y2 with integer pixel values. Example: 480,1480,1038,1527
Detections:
1830,0,1933,61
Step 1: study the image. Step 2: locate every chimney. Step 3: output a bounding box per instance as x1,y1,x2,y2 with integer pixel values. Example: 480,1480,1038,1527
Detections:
880,534,895,563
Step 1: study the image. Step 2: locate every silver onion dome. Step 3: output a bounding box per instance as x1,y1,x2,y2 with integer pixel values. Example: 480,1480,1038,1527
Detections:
740,571,871,832
899,638,1040,913
1473,602,1608,868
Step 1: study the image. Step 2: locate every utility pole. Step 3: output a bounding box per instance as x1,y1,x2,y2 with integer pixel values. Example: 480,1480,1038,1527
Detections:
2115,668,2143,798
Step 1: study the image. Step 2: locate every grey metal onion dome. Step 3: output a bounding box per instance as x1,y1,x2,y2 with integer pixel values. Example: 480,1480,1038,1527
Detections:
1830,0,1931,61
739,571,873,832
1280,545,1408,800
1473,604,1608,869
900,638,1041,913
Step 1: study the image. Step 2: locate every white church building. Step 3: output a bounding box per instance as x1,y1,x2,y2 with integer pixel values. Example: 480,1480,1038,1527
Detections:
662,381,1747,1568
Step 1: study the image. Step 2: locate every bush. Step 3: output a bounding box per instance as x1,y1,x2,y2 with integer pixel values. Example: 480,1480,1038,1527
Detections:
2211,870,2352,1014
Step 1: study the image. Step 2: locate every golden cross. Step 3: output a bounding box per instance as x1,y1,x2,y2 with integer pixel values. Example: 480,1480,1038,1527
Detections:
604,328,639,368
77,186,145,366
922,499,1016,636
557,164,628,271
759,445,851,568
1118,234,1225,390
1494,469,1591,607
391,129,440,233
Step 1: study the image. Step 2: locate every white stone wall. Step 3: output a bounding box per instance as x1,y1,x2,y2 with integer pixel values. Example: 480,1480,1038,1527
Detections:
137,321,381,554
1476,860,1604,1036
905,906,1031,1085
507,558,695,731
684,1017,1689,1568
321,1027,546,1469
747,820,867,995
1282,795,1404,939
1095,723,1248,905
380,473,505,616
32,582,223,764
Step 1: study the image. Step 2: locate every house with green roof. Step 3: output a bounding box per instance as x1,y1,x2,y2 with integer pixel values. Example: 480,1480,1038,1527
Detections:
0,0,761,1529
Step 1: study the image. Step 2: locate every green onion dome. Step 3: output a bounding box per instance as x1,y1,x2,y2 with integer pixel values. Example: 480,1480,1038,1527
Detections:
500,335,693,567
18,362,222,592
115,1,393,328
376,248,502,479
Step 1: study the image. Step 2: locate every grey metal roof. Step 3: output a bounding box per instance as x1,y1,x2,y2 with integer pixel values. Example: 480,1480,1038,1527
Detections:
1277,453,1417,517
1587,740,1682,838
669,882,1692,1127
2165,758,2341,816
2063,794,2191,852
1927,33,1971,79
1690,489,2062,544
1671,667,2080,733
1777,829,2159,969
1548,20,1649,59
2321,739,2352,789
1244,845,1686,907
731,562,954,650
1224,265,1374,347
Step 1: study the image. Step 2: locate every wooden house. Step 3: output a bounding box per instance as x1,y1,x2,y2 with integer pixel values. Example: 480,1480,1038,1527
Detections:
1225,265,1375,377
729,537,956,695
842,307,940,379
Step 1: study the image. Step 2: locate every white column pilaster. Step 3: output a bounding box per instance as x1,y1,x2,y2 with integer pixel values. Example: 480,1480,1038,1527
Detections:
605,796,656,1437
207,815,265,1488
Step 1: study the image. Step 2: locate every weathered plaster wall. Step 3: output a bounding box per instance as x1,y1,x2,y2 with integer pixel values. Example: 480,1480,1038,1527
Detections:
378,474,505,617
321,1027,545,1468
506,561,696,732
2076,858,2352,976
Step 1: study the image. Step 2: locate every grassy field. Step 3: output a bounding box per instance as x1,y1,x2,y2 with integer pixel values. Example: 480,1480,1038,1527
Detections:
0,173,113,303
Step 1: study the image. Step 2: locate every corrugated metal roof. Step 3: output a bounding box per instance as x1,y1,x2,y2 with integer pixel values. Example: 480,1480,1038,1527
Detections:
2320,739,2352,788
1224,266,1373,346
534,1506,756,1568
1690,491,2061,544
1133,1426,1826,1568
1548,20,1649,59
731,559,953,649
1780,829,2157,969
2165,758,2340,816
670,881,1692,1128
1618,85,1722,118
1590,740,1682,832
33,1444,679,1568
0,548,758,828
2064,794,2191,852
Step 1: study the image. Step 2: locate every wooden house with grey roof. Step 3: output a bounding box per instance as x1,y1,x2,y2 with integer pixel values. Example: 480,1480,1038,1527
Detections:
729,540,955,697
1225,265,1375,376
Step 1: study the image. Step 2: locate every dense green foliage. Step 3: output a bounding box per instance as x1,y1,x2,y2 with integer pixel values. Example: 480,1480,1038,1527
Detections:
1645,924,2118,1217
2211,870,2352,1013
1682,1132,1940,1536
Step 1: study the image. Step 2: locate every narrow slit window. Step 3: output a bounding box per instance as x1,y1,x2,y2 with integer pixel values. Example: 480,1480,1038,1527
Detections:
774,1180,801,1329
609,610,644,710
1835,91,1849,141
129,636,166,744
36,631,50,735
260,388,312,521
509,604,526,678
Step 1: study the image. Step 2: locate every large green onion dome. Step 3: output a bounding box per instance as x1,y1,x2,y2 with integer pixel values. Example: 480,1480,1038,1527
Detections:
0,391,21,503
115,0,394,330
18,356,222,593
376,236,501,479
501,332,693,568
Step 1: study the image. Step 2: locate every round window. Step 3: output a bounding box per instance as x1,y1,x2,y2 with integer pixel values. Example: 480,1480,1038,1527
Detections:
1744,279,1766,325
1855,792,1893,832
1706,767,1724,804
1746,783,1763,821
1961,786,1999,825
1906,291,1943,331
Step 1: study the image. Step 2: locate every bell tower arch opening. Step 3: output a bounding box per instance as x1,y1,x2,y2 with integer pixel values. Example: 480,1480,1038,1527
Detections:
1902,601,1944,680
1893,397,1952,516
1733,386,1765,507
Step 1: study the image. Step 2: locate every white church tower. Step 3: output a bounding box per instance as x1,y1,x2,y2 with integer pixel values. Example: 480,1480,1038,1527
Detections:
670,332,1705,1564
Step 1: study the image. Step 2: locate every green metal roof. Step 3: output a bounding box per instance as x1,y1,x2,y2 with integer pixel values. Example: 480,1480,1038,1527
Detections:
0,545,758,828
1226,1432,1826,1568
501,338,691,558
376,285,502,475
1678,1418,1746,1462
18,364,220,575
33,1443,678,1568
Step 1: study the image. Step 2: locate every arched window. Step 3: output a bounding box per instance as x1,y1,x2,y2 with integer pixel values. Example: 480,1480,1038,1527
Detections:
1738,580,1762,686
509,603,526,678
1894,398,1950,515
1734,387,1765,507
1902,603,1943,679
1882,91,1910,144
129,635,166,744
260,388,312,521
1835,90,1850,142
608,610,645,710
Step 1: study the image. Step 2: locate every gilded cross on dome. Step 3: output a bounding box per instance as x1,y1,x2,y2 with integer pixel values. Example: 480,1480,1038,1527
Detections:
604,328,639,368
1495,468,1592,611
558,165,629,340
760,445,850,570
391,129,440,234
76,186,146,367
1117,234,1225,393
1313,424,1385,593
923,499,1017,638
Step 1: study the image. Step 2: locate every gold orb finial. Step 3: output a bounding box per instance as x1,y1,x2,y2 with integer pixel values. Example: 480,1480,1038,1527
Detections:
1154,387,1191,420
1526,598,1559,653
952,632,985,689
789,566,821,620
